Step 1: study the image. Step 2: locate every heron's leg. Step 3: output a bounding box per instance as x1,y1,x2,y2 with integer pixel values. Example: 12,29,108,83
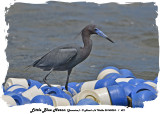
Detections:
65,69,72,91
43,69,53,87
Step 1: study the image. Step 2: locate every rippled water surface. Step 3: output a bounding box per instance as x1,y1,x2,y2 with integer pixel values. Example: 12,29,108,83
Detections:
5,2,159,85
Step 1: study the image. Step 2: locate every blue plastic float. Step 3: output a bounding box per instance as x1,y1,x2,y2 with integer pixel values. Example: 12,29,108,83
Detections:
154,77,158,84
44,87,75,105
119,69,136,78
131,83,157,107
117,82,135,97
103,73,121,80
31,95,54,106
128,78,145,86
28,79,43,89
77,98,99,105
94,78,117,89
2,66,158,108
11,94,30,105
107,85,128,106
69,82,84,93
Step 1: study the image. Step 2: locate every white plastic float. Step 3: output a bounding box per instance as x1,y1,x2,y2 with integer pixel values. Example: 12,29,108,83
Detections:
2,66,158,108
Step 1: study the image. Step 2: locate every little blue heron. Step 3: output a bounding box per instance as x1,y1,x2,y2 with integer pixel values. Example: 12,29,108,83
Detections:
28,24,114,90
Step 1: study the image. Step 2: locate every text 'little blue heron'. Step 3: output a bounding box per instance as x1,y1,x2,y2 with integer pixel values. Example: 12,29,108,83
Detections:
27,24,114,90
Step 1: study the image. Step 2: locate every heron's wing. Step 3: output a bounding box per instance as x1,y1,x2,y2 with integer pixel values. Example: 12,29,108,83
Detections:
33,47,77,70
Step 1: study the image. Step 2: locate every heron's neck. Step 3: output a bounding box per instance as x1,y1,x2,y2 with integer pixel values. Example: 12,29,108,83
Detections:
81,30,92,49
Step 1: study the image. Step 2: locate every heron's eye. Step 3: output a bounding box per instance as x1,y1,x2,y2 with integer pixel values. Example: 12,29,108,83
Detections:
94,28,98,31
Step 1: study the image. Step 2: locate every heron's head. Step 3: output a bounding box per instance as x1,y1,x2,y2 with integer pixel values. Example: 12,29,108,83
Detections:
84,24,114,43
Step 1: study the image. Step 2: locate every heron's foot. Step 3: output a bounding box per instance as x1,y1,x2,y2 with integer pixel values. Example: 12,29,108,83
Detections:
43,78,52,87
65,84,68,91
47,83,52,87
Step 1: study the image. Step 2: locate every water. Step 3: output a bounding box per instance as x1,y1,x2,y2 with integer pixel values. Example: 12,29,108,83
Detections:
5,2,159,85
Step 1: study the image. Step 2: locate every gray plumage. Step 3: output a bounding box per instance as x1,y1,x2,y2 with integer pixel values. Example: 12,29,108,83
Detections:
28,24,114,90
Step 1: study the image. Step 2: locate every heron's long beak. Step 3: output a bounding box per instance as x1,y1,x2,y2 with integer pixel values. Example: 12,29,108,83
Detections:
95,28,114,43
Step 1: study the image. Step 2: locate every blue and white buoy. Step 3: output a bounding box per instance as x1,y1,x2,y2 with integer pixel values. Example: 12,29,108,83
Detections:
2,66,158,108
